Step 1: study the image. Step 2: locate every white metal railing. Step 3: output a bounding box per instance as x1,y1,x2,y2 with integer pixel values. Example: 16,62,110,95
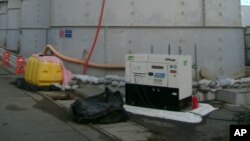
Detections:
0,45,18,73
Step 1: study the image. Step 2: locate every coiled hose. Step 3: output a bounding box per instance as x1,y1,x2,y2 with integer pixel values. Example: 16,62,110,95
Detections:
43,44,125,70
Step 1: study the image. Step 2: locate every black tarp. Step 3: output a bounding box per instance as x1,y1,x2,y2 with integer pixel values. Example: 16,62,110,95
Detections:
70,87,128,124
12,78,61,91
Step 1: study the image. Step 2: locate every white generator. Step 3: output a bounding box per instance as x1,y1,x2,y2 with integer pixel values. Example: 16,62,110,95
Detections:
125,54,192,111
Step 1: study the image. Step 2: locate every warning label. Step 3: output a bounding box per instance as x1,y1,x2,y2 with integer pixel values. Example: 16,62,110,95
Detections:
59,29,72,38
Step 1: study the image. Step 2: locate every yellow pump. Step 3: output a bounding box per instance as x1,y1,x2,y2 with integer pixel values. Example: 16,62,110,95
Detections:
24,56,63,87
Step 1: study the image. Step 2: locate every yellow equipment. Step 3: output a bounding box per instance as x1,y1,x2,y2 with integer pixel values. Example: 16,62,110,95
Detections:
24,56,63,86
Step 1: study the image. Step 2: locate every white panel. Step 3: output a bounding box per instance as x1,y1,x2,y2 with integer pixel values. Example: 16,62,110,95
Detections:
130,62,148,85
21,0,50,28
51,0,203,27
7,9,20,29
6,30,19,51
205,0,242,27
8,0,21,9
147,62,168,87
20,29,47,57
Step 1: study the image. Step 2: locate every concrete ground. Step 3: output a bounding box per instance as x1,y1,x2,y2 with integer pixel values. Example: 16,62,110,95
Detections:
1,66,250,141
0,67,113,141
130,103,246,141
75,84,250,141
0,66,9,75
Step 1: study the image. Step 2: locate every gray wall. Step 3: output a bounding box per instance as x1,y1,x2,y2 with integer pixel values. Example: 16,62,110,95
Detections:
242,6,250,26
0,1,7,45
51,0,242,27
48,27,244,78
5,0,21,51
19,0,50,57
0,0,245,79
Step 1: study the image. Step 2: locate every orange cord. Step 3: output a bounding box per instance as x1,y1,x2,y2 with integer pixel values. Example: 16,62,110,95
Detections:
83,0,106,74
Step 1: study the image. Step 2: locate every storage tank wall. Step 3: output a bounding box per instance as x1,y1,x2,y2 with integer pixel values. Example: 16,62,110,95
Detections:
19,0,50,57
0,0,243,78
6,0,21,51
0,1,7,46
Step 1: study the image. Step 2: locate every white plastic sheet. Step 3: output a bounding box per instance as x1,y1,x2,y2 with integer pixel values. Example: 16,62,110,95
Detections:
124,103,218,123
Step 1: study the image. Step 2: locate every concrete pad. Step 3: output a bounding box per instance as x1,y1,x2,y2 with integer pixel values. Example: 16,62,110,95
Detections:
216,89,250,105
57,98,151,140
57,100,76,112
98,122,151,141
55,91,152,141
74,84,104,98
196,91,216,101
75,84,125,99
40,91,71,100
25,92,44,101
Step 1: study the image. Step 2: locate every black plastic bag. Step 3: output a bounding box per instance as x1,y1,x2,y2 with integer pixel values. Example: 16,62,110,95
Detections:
70,87,128,124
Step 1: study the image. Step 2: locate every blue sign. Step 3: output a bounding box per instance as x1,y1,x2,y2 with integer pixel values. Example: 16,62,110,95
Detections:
65,30,72,38
154,73,166,79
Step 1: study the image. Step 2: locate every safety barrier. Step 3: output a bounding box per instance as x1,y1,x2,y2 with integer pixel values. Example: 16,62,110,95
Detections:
0,45,25,75
1,51,11,67
15,57,25,75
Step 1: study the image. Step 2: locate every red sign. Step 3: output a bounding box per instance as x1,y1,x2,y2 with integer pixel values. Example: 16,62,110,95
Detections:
59,30,65,38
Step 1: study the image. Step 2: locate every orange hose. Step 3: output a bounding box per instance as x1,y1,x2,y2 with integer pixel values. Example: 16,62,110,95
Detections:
83,0,106,74
43,44,125,70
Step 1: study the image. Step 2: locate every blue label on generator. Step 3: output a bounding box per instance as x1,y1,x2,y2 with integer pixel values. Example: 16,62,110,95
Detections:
154,73,166,78
65,30,72,38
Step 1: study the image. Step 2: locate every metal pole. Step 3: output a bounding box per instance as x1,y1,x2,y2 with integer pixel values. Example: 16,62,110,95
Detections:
150,45,154,54
194,44,198,81
168,44,171,55
178,46,182,55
